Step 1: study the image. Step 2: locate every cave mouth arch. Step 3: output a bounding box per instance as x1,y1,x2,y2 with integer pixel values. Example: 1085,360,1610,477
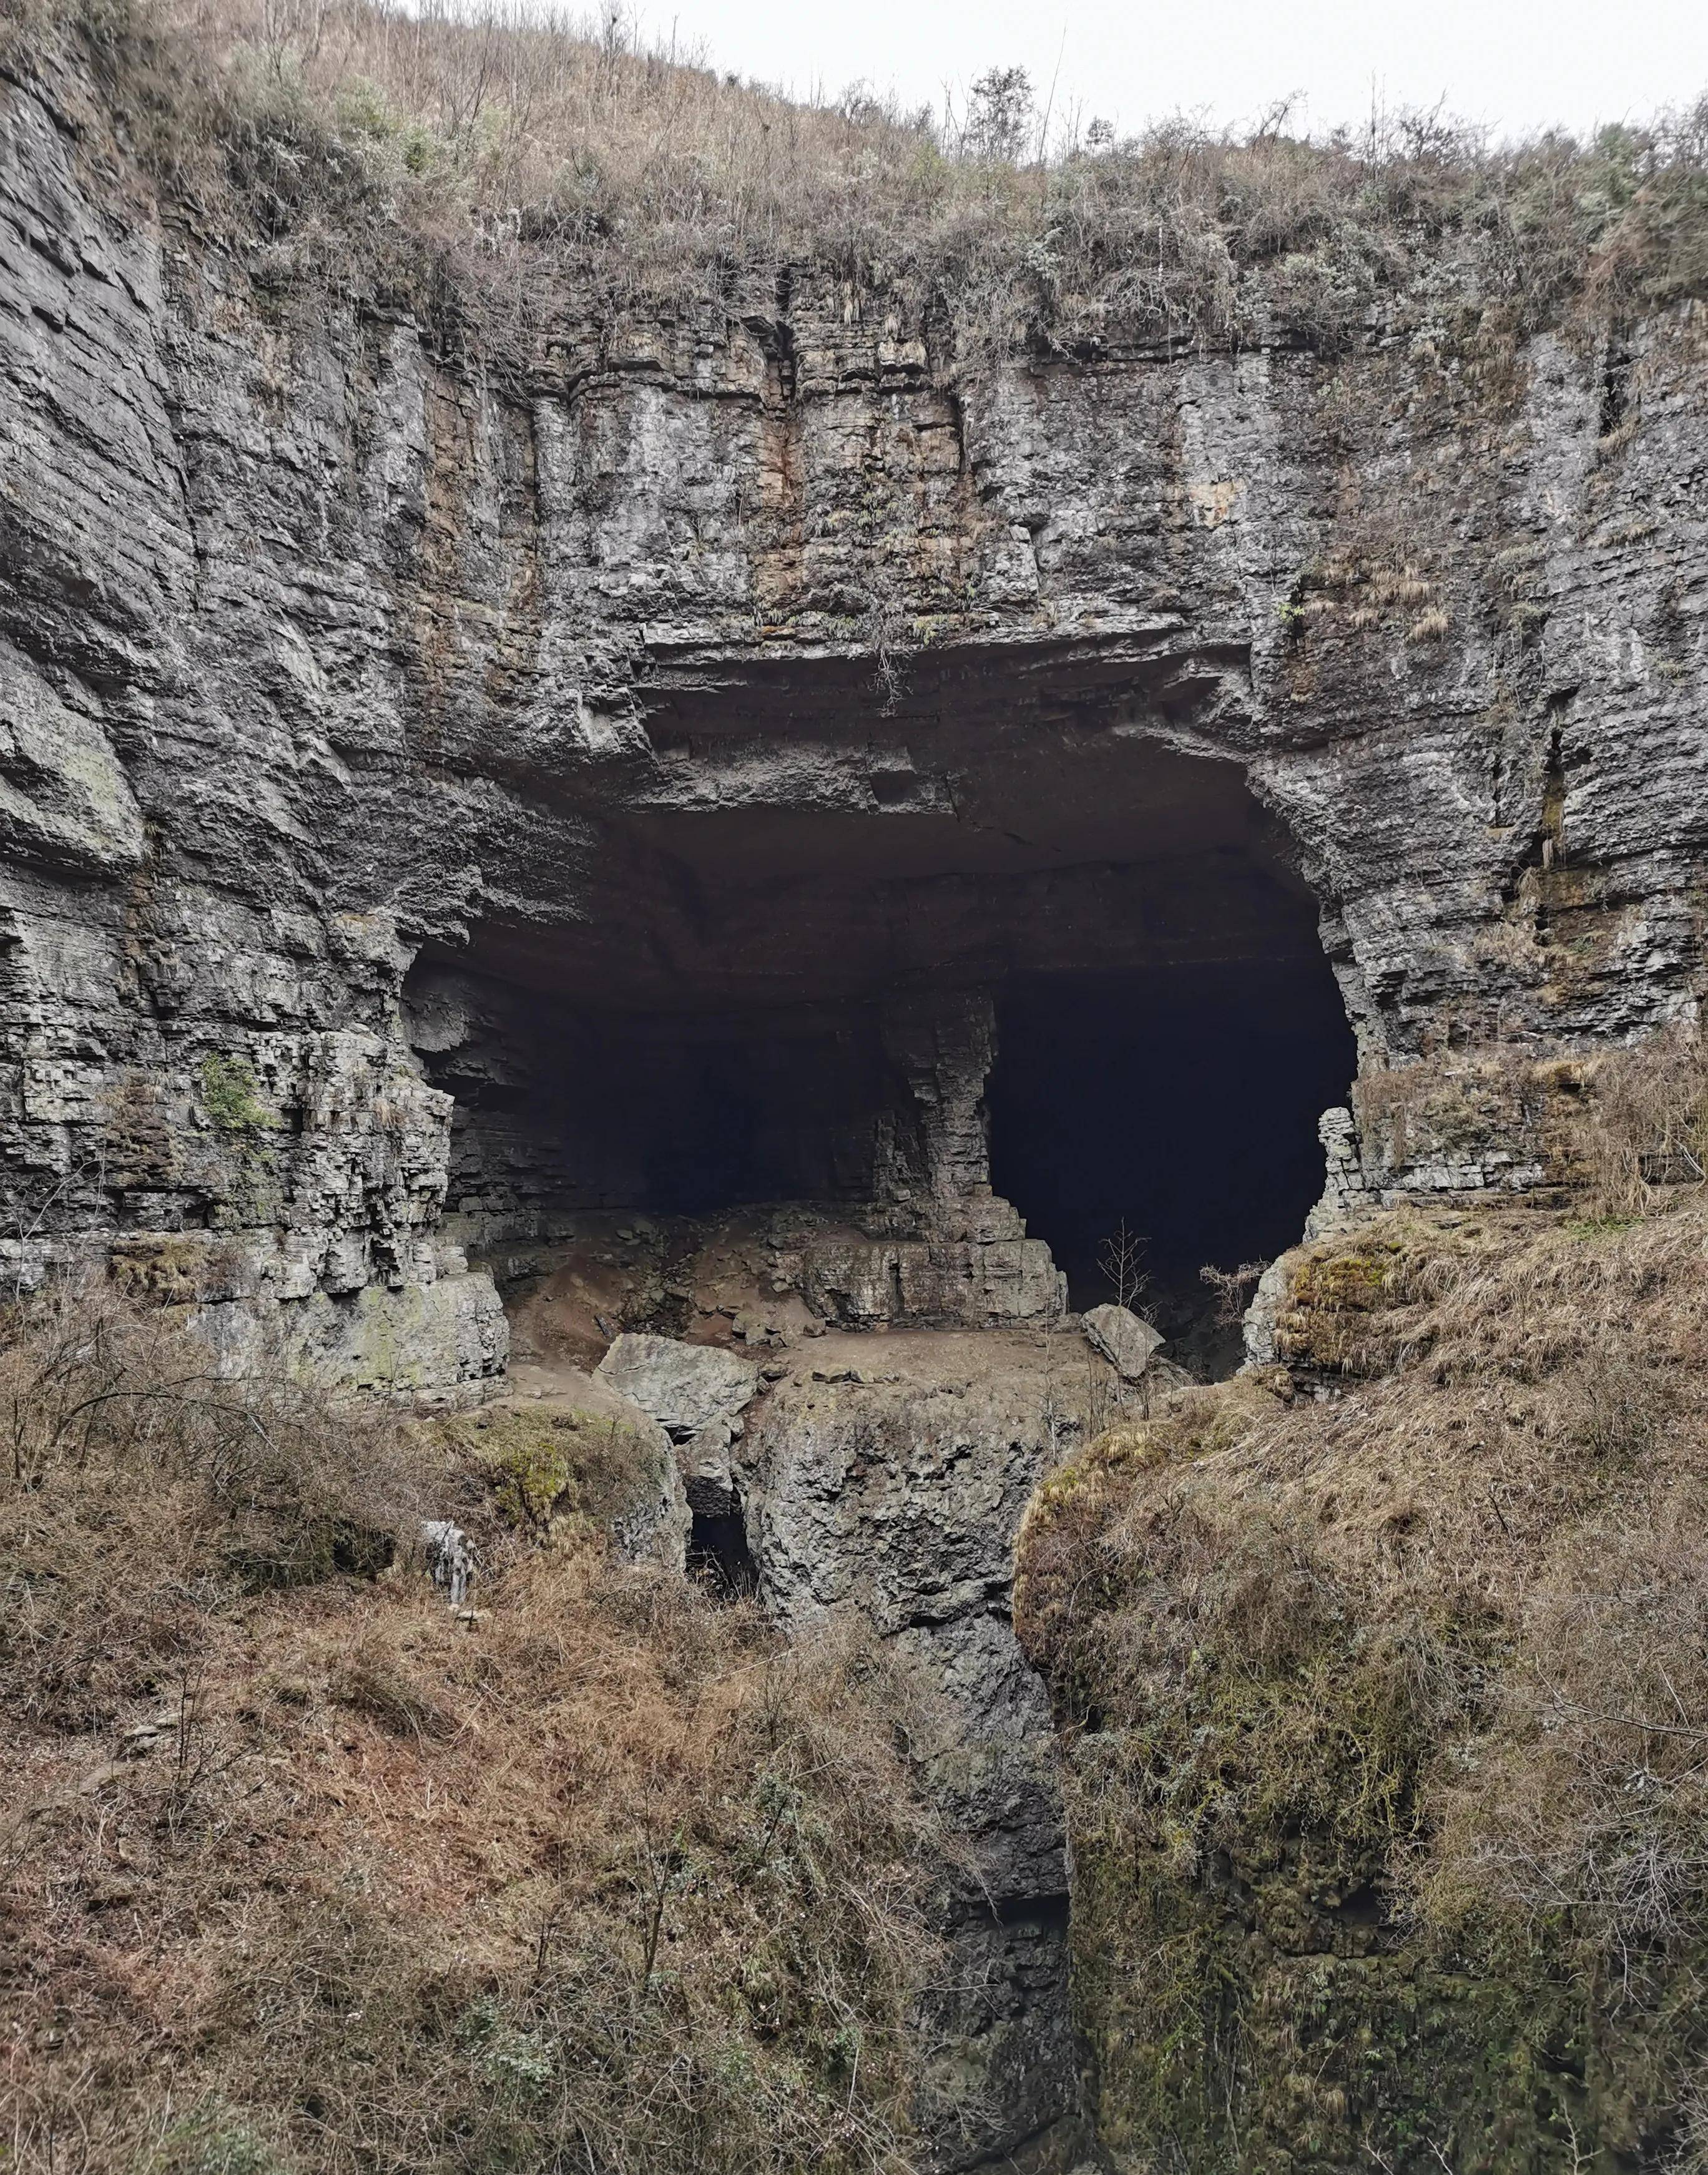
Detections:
405,719,1355,1369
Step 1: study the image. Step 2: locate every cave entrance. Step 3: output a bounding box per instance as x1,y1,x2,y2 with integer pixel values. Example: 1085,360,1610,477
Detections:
687,1507,760,1599
405,709,1355,1370
988,956,1357,1372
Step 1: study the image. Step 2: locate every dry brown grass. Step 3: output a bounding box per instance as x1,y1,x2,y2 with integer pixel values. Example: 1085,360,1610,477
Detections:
1018,1183,1708,2123
1,1277,958,2174
9,0,1708,359
1,1271,433,1732
1347,1026,1708,1219
1580,1024,1708,1213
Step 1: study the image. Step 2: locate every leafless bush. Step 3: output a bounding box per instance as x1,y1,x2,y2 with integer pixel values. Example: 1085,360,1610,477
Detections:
1,1270,431,1726
1199,1258,1269,1325
1098,1219,1149,1312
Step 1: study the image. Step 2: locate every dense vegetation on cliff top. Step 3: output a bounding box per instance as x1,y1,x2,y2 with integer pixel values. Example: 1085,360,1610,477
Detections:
8,0,1708,356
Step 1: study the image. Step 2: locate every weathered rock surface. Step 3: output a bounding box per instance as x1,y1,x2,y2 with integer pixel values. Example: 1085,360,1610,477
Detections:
1080,1303,1165,1380
5,54,1706,1388
595,1330,762,1518
594,1331,760,1438
739,1329,1091,2167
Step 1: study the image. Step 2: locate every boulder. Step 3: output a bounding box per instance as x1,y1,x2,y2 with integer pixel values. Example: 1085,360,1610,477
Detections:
595,1332,760,1440
1081,1303,1165,1382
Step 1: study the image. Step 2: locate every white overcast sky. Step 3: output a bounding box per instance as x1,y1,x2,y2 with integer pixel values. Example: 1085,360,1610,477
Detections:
632,0,1708,144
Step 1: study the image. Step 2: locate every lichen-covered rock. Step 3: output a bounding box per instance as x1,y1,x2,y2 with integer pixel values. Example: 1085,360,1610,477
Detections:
437,1388,690,1569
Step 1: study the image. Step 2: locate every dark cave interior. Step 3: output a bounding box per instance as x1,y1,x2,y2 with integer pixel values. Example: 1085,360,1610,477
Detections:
988,961,1358,1345
687,1508,762,1598
405,720,1356,1359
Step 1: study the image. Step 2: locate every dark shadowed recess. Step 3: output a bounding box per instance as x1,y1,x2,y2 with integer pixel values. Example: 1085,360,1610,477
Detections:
406,712,1356,1360
988,960,1356,1366
687,1508,760,1598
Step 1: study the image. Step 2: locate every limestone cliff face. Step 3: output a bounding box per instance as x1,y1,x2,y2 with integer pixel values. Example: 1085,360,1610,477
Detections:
5,59,1706,1381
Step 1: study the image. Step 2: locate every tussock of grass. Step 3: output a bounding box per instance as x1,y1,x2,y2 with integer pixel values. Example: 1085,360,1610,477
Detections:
10,0,1708,359
2,1277,958,2173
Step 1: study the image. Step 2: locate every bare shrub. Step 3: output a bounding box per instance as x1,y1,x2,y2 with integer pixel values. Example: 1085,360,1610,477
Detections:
1,1271,432,1727
1097,1219,1149,1312
1581,1025,1708,1214
1198,1258,1269,1325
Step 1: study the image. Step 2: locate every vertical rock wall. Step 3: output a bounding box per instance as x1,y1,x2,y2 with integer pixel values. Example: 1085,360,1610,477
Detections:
6,66,1706,1378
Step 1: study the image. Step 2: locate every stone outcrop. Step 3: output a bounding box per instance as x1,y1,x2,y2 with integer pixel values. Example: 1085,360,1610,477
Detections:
596,1328,761,1516
5,54,1705,1383
737,1328,1093,2168
594,1330,760,1438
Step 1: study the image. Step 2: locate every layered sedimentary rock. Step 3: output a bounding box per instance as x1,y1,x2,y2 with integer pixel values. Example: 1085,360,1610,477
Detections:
740,1332,1091,2167
6,55,1704,1383
4,44,1708,2173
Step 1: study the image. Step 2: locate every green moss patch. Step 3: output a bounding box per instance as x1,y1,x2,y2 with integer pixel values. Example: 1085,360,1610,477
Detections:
199,1053,273,1134
436,1405,669,1550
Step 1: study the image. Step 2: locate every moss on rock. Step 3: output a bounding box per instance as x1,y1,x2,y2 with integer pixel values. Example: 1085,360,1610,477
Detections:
434,1402,684,1563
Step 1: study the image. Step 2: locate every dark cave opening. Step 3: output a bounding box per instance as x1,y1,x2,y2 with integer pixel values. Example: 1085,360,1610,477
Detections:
987,958,1357,1368
408,989,920,1218
405,718,1358,1366
687,1507,760,1599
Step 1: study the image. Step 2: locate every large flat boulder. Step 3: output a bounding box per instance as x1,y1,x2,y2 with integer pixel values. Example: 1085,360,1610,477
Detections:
1081,1303,1165,1381
595,1332,760,1441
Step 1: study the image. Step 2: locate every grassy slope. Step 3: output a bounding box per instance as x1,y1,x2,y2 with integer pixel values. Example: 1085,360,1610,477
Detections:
7,0,1708,361
1,1281,955,2174
1017,1051,1708,2171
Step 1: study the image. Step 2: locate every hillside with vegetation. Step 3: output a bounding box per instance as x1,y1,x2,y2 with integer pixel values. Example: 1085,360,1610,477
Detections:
1017,1039,1708,2168
6,0,1708,360
2,1278,958,2173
